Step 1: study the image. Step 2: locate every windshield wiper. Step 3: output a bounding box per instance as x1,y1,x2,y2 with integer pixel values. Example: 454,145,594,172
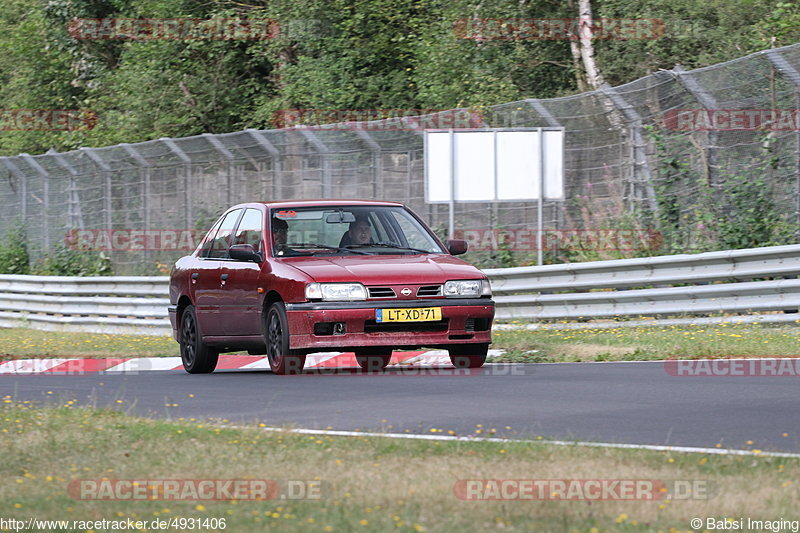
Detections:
345,242,431,254
290,243,371,255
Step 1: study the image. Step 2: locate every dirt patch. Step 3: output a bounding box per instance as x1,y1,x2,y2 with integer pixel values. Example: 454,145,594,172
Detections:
551,343,639,361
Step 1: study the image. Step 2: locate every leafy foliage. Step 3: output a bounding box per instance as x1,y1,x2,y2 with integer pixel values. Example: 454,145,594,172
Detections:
648,128,794,254
0,226,30,274
3,0,796,154
0,227,112,275
31,244,114,276
1,0,798,270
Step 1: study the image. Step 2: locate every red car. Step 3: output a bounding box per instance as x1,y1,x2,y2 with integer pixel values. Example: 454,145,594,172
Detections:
168,200,495,374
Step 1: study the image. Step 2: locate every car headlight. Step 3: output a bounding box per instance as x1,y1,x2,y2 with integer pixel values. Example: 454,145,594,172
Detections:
443,279,491,298
305,282,367,301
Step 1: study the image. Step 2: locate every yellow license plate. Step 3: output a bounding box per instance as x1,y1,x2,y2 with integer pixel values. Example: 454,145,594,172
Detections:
376,307,442,323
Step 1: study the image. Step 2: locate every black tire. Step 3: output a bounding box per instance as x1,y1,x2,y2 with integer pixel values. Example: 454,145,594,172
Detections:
355,348,393,371
179,305,219,374
448,343,489,369
265,301,306,375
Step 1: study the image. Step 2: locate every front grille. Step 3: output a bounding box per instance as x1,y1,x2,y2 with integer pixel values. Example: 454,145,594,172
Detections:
364,319,448,333
416,285,442,297
368,287,396,298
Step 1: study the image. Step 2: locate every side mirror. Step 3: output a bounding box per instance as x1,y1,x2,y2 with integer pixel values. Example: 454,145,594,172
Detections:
229,244,262,263
446,239,468,255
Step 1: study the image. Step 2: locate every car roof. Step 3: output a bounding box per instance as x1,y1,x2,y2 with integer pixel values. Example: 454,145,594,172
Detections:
234,199,406,210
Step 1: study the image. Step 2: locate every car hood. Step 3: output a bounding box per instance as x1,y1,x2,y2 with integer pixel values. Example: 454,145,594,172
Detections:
282,254,485,284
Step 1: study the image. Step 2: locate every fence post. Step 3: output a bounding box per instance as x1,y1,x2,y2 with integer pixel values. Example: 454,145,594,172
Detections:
20,154,50,252
298,129,331,197
352,126,382,199
245,129,281,200
599,84,659,218
672,65,720,192
0,157,26,222
160,138,193,229
48,149,84,231
201,134,236,207
80,148,113,235
526,99,562,128
120,144,151,268
764,49,800,239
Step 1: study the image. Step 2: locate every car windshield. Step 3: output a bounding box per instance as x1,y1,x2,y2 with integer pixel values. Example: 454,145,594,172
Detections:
269,206,445,256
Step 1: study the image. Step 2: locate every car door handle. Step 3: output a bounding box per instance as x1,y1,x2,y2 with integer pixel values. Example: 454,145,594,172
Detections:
191,273,199,280
221,274,229,280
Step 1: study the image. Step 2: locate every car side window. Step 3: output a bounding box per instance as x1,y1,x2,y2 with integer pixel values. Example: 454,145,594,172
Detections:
232,208,264,253
199,217,224,258
205,209,242,259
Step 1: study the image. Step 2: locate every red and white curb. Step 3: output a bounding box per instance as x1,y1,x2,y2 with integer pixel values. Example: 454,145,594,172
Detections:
0,350,504,374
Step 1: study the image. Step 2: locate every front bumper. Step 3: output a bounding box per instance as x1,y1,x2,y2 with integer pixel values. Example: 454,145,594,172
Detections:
285,298,494,350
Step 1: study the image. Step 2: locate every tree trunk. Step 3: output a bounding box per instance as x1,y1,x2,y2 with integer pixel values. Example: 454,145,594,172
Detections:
570,39,589,92
577,0,605,90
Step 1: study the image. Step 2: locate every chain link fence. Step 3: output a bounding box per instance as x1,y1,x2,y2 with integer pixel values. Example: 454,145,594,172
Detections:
1,43,799,275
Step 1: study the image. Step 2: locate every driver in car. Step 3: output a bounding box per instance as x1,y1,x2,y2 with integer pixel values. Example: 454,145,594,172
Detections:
272,217,295,256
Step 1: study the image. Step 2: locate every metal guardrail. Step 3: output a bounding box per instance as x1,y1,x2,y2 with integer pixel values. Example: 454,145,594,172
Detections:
485,244,800,322
0,274,170,335
0,244,798,335
484,244,800,293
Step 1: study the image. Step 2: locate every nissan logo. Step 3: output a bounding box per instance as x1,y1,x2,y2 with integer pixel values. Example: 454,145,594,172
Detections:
401,288,412,296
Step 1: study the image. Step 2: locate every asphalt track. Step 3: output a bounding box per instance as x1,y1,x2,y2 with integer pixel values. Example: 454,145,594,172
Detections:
2,361,799,454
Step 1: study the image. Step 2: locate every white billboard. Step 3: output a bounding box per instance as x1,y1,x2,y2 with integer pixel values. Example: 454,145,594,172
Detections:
424,128,565,203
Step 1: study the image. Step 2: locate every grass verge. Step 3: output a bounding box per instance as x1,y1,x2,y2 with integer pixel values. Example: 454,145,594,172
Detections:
492,322,800,363
1,402,798,532
1,322,800,364
0,328,177,360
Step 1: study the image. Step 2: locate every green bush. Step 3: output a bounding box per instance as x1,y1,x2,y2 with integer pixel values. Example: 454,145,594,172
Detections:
0,226,30,274
31,243,113,276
